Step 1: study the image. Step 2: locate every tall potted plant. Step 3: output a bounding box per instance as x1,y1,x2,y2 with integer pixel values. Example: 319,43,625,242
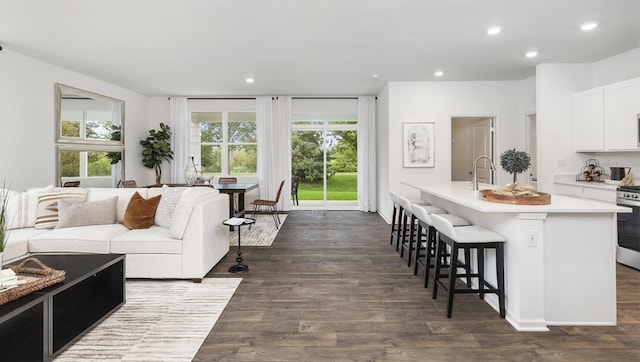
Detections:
140,123,174,185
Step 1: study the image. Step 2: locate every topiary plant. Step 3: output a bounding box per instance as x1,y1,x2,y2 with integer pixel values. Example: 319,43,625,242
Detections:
500,149,531,184
140,123,173,185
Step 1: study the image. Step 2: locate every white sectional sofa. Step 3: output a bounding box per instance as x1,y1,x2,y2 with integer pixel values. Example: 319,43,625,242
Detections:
3,186,230,281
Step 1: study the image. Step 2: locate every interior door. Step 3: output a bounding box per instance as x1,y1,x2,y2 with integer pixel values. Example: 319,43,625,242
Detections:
472,118,492,184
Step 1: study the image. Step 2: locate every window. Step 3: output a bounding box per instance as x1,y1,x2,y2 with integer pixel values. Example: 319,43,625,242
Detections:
191,111,257,175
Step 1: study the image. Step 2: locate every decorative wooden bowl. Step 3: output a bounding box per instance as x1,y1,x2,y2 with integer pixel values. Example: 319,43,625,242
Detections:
479,189,551,205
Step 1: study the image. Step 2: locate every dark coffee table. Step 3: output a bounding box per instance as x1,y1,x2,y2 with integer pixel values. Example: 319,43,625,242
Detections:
0,253,125,362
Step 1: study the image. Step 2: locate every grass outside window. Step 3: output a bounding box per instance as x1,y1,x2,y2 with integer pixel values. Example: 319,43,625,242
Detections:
297,172,357,201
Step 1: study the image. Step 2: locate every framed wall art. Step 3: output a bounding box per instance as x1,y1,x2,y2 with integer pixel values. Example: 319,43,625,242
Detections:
403,122,434,168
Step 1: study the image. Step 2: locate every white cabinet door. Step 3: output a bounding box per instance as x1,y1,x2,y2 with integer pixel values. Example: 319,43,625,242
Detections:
604,78,640,150
573,87,604,151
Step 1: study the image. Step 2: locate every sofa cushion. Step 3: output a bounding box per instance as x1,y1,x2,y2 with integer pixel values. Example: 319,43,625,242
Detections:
4,228,48,260
170,187,219,239
56,197,118,229
155,185,183,229
34,189,88,229
29,224,128,253
121,192,161,229
111,226,182,254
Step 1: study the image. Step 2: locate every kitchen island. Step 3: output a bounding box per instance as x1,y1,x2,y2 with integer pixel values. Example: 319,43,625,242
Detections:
404,181,631,331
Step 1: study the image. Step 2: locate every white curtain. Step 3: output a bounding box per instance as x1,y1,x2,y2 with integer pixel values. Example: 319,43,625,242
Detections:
256,96,292,211
169,97,190,184
357,96,377,212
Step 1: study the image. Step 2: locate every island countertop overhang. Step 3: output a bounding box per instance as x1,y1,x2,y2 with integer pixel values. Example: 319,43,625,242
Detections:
403,181,631,214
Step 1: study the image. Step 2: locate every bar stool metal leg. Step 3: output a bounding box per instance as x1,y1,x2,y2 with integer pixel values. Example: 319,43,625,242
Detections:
497,243,506,318
389,203,398,246
446,244,459,318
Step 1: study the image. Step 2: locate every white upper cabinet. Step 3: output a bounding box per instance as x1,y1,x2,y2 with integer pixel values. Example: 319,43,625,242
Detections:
603,78,640,150
573,87,604,151
573,77,640,152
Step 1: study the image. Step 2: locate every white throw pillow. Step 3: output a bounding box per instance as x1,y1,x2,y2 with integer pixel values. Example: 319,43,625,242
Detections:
2,185,54,229
34,189,88,229
155,185,183,229
56,197,118,229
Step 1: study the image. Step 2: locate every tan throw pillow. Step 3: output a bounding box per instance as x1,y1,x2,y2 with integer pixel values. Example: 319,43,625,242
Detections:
121,192,162,229
56,197,118,229
34,190,88,229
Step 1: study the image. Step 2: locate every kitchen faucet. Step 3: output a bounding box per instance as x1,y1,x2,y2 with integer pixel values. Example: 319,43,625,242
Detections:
472,155,496,191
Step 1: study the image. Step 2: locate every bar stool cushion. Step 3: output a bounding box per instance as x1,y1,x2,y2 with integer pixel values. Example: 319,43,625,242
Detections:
399,196,430,216
430,214,505,243
389,192,400,205
411,204,444,224
439,214,471,227
411,205,470,227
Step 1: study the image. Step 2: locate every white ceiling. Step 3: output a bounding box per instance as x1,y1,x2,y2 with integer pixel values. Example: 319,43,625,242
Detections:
1,0,639,96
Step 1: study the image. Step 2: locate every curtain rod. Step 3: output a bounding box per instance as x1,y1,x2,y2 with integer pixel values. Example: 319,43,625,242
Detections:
293,96,358,100
187,97,256,100
166,96,376,100
166,97,257,100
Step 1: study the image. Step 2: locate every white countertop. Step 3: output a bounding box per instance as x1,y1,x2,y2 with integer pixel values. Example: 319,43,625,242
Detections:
403,181,630,214
553,174,620,190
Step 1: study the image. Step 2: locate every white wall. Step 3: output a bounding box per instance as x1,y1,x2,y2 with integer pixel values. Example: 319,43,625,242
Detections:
378,80,528,220
0,50,153,190
593,47,640,87
535,64,594,192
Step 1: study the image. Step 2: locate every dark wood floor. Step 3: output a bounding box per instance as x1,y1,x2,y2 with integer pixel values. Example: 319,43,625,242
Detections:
195,211,640,361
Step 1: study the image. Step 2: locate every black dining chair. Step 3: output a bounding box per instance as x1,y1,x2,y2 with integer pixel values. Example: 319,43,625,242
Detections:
291,176,299,206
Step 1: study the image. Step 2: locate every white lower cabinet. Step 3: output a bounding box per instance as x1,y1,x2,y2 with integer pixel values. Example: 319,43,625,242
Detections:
555,184,584,198
555,183,616,203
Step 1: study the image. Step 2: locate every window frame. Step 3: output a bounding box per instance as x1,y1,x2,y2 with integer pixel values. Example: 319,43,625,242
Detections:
54,83,125,187
192,111,257,176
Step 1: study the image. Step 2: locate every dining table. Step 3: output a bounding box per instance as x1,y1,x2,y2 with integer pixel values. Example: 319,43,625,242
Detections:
210,183,258,219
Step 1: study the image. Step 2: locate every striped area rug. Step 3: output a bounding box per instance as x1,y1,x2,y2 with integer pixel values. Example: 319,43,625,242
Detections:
229,214,286,246
54,278,242,362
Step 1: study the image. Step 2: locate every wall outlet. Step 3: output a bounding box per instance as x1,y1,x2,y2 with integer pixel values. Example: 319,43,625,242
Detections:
557,159,566,167
527,230,538,247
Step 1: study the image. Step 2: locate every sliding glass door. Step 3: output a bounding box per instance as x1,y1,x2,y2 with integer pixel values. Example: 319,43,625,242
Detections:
291,121,358,209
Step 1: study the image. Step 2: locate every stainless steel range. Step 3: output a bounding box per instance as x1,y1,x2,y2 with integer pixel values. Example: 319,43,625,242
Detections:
617,185,640,270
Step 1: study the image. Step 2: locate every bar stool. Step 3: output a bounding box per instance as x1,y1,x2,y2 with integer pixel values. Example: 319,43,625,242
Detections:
430,213,506,318
400,199,447,268
392,193,428,253
411,204,470,287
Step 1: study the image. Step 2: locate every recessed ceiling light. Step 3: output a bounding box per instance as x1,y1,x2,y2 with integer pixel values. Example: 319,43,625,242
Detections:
580,21,598,31
245,77,255,84
434,71,444,77
487,26,502,35
525,51,538,58
372,73,379,79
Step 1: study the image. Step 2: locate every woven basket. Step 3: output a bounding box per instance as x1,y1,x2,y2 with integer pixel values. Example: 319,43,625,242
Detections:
0,257,66,306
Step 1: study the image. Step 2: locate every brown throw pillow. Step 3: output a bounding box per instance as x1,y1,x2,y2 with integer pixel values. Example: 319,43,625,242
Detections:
121,192,162,229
